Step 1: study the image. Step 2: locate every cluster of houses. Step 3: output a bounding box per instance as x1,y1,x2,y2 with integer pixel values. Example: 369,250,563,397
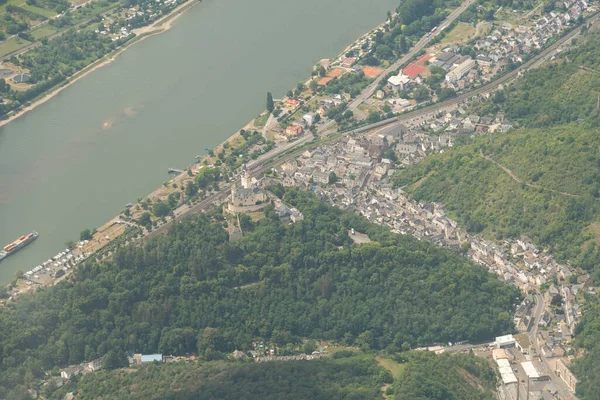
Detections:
254,352,322,363
377,0,593,106
231,341,324,363
40,357,103,393
472,0,591,67
95,0,181,41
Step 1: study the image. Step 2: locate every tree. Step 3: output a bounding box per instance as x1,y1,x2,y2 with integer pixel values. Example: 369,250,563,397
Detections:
303,340,316,354
376,44,394,60
328,172,338,184
103,350,127,370
266,92,274,113
152,201,170,218
138,212,152,229
168,192,180,209
493,90,506,104
398,35,408,53
197,327,222,354
185,182,198,199
80,229,92,241
413,87,430,102
437,88,456,101
356,330,374,351
366,111,381,124
319,65,326,77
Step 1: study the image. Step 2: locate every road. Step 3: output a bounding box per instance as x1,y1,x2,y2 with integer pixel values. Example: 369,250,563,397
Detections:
339,10,600,135
347,0,478,115
528,291,576,398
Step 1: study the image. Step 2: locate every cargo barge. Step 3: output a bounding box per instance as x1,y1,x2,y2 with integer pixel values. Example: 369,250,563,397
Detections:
0,232,38,261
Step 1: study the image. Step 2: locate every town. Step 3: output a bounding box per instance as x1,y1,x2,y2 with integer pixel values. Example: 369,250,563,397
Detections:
5,0,600,398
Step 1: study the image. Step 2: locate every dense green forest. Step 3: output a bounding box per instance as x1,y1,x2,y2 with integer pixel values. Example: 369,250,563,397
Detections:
0,188,518,396
394,124,600,274
51,355,388,400
572,296,600,399
44,351,497,400
394,351,496,400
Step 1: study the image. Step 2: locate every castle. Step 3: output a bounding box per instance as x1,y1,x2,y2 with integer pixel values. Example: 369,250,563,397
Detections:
227,167,267,213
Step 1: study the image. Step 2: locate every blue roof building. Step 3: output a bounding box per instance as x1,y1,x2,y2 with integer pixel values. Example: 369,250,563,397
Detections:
140,354,163,363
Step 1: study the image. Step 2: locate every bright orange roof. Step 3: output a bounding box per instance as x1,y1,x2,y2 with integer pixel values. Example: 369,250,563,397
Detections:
327,68,345,78
318,77,334,86
403,63,427,78
362,66,384,78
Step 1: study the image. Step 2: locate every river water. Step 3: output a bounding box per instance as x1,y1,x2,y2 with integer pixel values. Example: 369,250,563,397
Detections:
0,0,398,284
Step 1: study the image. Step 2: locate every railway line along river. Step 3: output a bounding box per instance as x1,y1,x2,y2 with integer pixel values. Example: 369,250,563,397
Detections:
0,0,399,285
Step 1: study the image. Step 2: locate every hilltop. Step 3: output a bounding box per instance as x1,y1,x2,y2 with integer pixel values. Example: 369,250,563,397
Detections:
0,188,519,398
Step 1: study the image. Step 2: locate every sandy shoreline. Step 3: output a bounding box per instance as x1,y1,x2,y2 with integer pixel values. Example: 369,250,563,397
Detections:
0,0,199,129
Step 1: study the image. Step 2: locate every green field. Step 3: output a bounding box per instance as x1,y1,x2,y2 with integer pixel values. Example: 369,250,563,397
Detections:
0,0,28,14
70,0,116,24
440,22,475,44
377,356,407,379
0,36,31,57
21,4,57,18
31,23,59,39
253,112,269,128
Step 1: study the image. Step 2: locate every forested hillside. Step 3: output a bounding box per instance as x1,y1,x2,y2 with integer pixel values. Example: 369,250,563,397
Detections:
393,28,600,400
394,351,496,400
471,29,600,128
501,29,600,128
0,188,518,397
394,124,600,274
58,355,388,400
394,29,600,275
44,351,497,400
572,296,600,400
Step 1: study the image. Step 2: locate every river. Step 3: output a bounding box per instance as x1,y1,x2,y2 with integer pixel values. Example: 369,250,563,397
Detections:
0,0,399,285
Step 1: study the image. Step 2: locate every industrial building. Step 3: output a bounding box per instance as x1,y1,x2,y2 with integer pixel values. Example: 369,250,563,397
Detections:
495,334,516,348
445,59,476,82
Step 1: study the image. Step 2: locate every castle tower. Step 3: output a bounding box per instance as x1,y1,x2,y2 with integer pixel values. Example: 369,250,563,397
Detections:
241,168,251,189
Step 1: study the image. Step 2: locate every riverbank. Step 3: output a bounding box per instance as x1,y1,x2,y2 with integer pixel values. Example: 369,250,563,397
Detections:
0,0,403,294
0,0,200,130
